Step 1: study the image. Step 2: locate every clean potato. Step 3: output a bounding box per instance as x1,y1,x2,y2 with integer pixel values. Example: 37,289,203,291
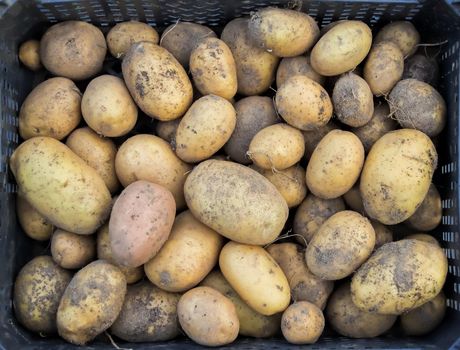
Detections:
302,121,339,159
51,229,96,269
276,55,325,87
16,194,53,241
18,39,42,71
406,184,442,231
281,302,324,344
374,21,420,57
107,21,159,58
156,118,181,144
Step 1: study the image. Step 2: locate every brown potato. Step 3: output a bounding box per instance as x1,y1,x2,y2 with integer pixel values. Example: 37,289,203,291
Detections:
374,21,420,57
302,121,339,159
281,302,324,344
276,55,325,88
404,233,440,246
16,194,53,241
18,39,42,71
156,118,181,144
406,184,442,231
343,184,365,214
372,220,393,249
107,21,159,58
403,54,439,86
51,229,96,269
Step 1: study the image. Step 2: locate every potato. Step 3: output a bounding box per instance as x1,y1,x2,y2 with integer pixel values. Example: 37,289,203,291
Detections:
267,243,333,309
51,229,96,269
115,134,191,209
281,301,324,344
326,283,397,338
109,181,175,268
389,79,446,137
306,130,364,199
175,95,236,163
276,55,324,88
18,39,42,71
364,41,404,96
10,137,111,235
343,184,365,213
403,54,439,86
160,22,216,69
221,18,279,95
372,220,393,249
16,195,53,241
248,8,319,57
404,233,440,246
275,76,333,131
302,121,339,159
311,21,372,76
19,77,81,141
220,242,290,315
189,37,237,99
57,260,126,345
248,123,304,170
178,286,239,346
201,271,281,338
406,184,442,231
293,194,345,243
184,160,288,245
156,118,181,144
401,291,446,335
351,239,448,314
40,21,106,80
122,41,193,121
360,129,438,225
374,21,420,57
81,75,138,138
14,256,71,334
111,282,181,342
333,72,374,127
107,21,159,58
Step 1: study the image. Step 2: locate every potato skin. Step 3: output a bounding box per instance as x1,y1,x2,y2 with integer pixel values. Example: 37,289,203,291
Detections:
14,256,71,334
374,21,420,57
406,184,442,231
122,41,193,121
404,233,440,247
360,129,438,225
19,39,42,71
281,302,325,344
371,220,393,249
57,260,127,345
19,77,81,141
403,54,439,86
16,195,53,241
220,242,291,316
343,184,365,214
111,282,181,342
51,229,96,269
156,118,181,144
276,55,324,88
302,121,339,159
178,286,239,346
107,21,159,58
10,137,112,235
109,181,175,268
351,240,448,314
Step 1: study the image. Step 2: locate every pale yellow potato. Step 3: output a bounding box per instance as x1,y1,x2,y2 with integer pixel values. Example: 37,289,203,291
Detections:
19,39,42,71
371,220,393,249
281,302,324,344
16,194,53,241
406,184,442,231
51,229,96,269
374,21,420,57
302,121,339,159
156,118,181,144
343,184,365,214
107,21,159,58
276,55,325,88
404,233,440,246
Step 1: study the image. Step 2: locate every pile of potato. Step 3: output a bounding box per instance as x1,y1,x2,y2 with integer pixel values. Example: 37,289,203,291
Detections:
13,6,448,346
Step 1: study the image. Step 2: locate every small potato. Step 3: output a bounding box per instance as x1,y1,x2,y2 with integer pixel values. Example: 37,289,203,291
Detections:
302,121,339,159
81,75,138,137
51,229,96,269
16,195,53,241
406,184,442,231
19,77,81,141
111,282,181,342
220,242,291,315
14,256,71,334
40,21,106,80
248,123,305,170
404,233,440,246
275,76,333,131
224,96,278,164
351,240,448,314
326,283,397,338
333,72,374,127
18,39,42,71
175,95,236,163
343,184,365,214
107,21,159,58
178,286,239,346
57,260,127,345
306,130,364,199
403,54,439,86
276,55,325,88
372,220,393,249
248,7,319,57
389,79,446,137
281,302,324,344
374,21,420,57
190,38,237,100
364,41,404,96
156,118,181,144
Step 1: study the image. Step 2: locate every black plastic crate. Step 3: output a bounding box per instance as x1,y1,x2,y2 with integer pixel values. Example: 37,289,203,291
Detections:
0,0,459,349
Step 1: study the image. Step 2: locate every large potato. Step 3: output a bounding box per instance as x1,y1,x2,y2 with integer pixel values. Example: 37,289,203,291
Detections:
302,121,339,159
403,54,439,86
351,240,448,314
406,183,442,231
276,55,324,88
18,39,42,71
122,41,193,121
16,194,53,241
184,160,288,245
374,21,420,57
220,242,290,315
107,21,159,58
281,302,324,344
10,137,111,235
360,129,437,225
19,77,81,141
51,229,96,269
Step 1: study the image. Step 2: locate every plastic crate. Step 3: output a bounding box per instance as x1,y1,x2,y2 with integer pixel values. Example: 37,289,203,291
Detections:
0,0,459,349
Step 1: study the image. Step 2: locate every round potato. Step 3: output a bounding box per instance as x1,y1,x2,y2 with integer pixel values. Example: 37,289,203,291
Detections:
374,21,420,57
372,220,393,249
275,75,333,131
156,118,181,144
178,286,239,346
276,55,324,88
248,123,305,170
107,21,159,58
404,233,440,246
343,184,365,214
16,195,53,241
51,229,96,269
360,129,438,225
403,54,439,86
14,256,71,334
175,95,236,163
281,302,324,344
19,77,81,141
406,184,442,231
351,239,448,314
18,39,42,71
302,121,339,159
40,21,106,80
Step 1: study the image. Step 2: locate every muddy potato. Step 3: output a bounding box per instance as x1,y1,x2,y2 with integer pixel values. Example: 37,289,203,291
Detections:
51,229,96,269
374,21,420,57
403,54,440,86
17,195,53,241
372,220,393,249
404,233,440,246
40,21,106,80
14,256,71,334
276,76,333,131
302,121,339,159
343,184,365,213
175,95,236,163
107,21,159,58
185,160,288,245
276,55,325,88
360,129,437,225
10,137,111,235
281,302,324,344
122,42,193,121
311,21,372,76
406,184,442,231
351,239,448,314
19,39,42,71
156,118,181,144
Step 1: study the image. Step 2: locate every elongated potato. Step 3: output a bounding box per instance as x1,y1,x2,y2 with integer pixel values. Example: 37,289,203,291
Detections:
281,302,325,344
374,21,420,57
16,195,53,241
51,229,96,269
302,121,339,159
406,184,442,231
107,21,159,58
276,55,324,88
